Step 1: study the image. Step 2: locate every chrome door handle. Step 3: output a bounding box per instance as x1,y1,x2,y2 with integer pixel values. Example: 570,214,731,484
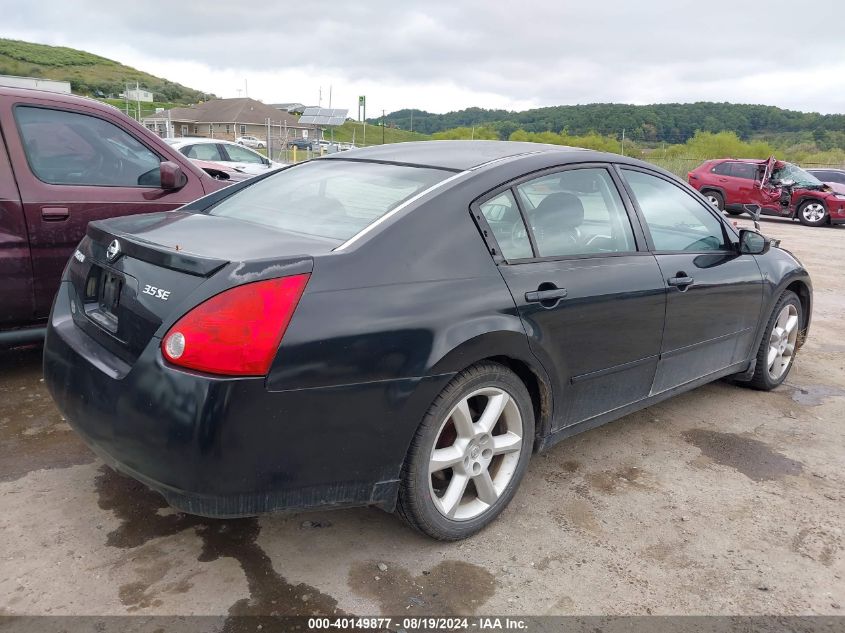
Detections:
525,287,568,303
668,276,694,287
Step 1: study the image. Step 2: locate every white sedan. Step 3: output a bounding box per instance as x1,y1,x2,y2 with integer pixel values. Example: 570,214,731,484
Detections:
234,135,265,148
164,138,286,177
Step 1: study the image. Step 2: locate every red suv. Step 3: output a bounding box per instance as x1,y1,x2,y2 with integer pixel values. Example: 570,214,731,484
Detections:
688,157,845,227
0,87,229,346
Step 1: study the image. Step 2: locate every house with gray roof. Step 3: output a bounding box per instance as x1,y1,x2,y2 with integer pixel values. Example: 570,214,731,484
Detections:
141,98,320,144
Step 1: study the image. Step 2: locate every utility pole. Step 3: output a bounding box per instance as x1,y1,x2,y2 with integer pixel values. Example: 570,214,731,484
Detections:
135,81,140,121
621,128,625,156
244,79,248,98
328,85,332,108
410,110,413,133
382,109,386,144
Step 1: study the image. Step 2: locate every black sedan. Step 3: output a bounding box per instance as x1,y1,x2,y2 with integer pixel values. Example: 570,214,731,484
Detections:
44,141,812,540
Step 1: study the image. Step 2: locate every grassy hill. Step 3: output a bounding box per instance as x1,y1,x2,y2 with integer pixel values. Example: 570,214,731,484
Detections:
328,120,430,146
378,103,845,147
0,38,212,103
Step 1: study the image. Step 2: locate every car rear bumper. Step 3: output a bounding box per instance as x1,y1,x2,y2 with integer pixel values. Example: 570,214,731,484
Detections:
44,282,451,517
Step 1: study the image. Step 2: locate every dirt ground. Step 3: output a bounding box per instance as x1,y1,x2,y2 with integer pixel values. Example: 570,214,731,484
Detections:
1,217,843,620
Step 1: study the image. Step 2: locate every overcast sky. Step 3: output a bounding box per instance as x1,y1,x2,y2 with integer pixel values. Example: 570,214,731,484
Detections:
4,0,845,115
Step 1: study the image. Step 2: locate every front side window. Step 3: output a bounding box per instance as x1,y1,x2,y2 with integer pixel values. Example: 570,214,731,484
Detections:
622,169,727,252
208,160,449,241
15,106,161,187
223,144,265,164
479,190,532,260
514,168,636,257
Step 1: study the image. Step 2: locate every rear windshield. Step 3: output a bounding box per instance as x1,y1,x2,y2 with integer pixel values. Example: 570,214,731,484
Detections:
207,160,450,241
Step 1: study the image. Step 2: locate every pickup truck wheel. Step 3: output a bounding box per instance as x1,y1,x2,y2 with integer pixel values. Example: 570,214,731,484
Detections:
703,191,725,211
396,362,534,540
797,201,827,227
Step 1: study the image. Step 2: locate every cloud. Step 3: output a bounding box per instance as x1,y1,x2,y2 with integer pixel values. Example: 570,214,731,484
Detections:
3,0,845,114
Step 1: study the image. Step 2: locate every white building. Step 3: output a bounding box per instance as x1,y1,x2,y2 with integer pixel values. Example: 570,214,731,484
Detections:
125,88,154,102
0,75,71,94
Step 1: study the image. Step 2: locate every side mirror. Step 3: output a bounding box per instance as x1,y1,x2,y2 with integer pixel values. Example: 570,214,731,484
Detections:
160,161,187,190
743,203,762,230
738,229,770,255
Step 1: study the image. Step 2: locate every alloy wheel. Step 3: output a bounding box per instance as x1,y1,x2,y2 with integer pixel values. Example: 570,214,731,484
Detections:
428,387,523,521
705,194,721,208
767,304,799,380
802,203,825,223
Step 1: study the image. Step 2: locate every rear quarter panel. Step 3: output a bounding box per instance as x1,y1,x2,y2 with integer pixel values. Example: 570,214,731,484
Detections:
267,182,533,391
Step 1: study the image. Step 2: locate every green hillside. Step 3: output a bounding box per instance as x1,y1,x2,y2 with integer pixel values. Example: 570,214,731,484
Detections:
328,120,430,145
0,38,212,103
378,103,845,147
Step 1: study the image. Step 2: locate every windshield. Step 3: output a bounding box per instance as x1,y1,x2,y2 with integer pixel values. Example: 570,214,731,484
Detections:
207,160,450,241
771,163,823,188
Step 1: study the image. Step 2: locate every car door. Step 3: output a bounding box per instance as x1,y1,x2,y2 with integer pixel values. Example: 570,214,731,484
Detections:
727,161,758,207
1,101,206,318
708,161,737,205
618,166,763,394
475,165,667,429
0,119,34,327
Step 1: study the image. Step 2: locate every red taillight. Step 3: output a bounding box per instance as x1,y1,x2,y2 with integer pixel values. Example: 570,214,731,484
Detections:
161,274,310,376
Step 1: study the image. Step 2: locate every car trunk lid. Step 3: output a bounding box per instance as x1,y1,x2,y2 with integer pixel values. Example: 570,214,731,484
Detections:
68,211,339,364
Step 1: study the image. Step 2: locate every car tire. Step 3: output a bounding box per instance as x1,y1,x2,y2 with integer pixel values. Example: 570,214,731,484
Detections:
797,200,828,227
396,362,535,540
703,190,725,211
745,290,802,391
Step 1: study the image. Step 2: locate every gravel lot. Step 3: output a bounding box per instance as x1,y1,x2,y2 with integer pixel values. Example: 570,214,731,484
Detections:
1,217,843,620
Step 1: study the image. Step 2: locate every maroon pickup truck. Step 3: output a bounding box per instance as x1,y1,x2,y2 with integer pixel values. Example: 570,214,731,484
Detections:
0,87,227,346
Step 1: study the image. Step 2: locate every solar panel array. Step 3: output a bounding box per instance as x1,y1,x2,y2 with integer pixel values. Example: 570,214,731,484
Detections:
298,107,348,126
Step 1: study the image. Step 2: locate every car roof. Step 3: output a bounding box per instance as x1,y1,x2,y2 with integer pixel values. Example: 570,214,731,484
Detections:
0,85,123,113
169,137,253,148
712,158,764,164
327,140,590,171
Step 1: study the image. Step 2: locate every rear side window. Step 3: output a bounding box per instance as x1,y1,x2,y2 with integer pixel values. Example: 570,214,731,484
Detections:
208,160,449,241
183,143,224,161
479,191,532,260
711,162,732,176
515,168,636,257
812,170,845,184
731,162,757,179
622,169,727,252
15,106,161,187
